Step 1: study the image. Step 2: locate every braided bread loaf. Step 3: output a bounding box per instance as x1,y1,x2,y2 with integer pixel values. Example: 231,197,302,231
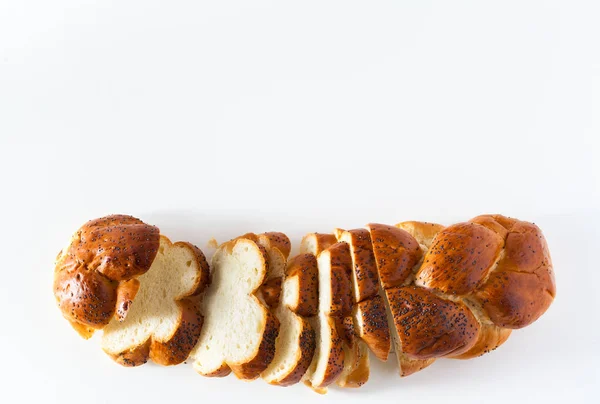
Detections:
53,213,556,388
369,214,556,376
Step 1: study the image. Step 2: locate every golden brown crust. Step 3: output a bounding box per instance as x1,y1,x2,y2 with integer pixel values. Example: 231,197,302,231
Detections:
260,277,283,308
450,322,512,359
399,355,435,377
325,242,354,316
313,315,345,388
175,241,211,296
256,234,288,308
230,311,280,380
54,266,117,330
386,286,480,360
416,222,504,295
53,215,160,335
150,299,204,366
300,233,337,256
337,339,370,388
471,216,556,328
201,364,232,378
285,254,319,317
335,228,379,302
114,279,140,322
367,223,423,289
395,221,445,248
259,232,292,259
354,296,390,361
342,342,370,387
465,215,556,328
68,320,95,339
274,317,316,386
110,340,151,367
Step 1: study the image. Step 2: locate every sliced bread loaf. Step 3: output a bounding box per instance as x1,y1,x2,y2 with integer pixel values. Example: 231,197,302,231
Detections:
190,236,280,379
262,253,317,386
335,228,390,361
101,235,209,366
302,240,353,392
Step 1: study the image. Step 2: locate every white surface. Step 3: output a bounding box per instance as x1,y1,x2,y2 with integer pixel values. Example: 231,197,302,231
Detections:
1,1,599,403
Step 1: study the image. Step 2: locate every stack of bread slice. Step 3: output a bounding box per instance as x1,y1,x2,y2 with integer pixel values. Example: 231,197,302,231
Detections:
54,214,556,394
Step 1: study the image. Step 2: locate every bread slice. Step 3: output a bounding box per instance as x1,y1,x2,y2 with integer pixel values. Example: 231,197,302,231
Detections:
367,223,438,376
101,235,209,366
301,239,353,392
262,253,317,386
190,236,279,379
335,228,390,361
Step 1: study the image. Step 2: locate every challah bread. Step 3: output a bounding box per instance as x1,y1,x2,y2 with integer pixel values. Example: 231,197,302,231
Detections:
54,215,160,338
335,228,390,361
262,253,317,386
102,235,209,366
52,213,556,391
190,236,280,379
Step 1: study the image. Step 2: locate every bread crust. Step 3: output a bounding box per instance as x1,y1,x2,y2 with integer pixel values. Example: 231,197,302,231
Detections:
336,228,390,362
450,322,511,359
386,286,480,359
311,315,345,388
395,221,445,248
262,252,317,386
323,242,354,316
284,253,319,317
230,310,280,380
271,316,316,386
194,236,280,380
150,299,204,365
414,215,556,329
367,224,423,289
54,215,160,337
354,295,390,361
415,222,504,295
258,232,292,259
110,340,151,367
304,242,352,391
470,215,556,328
104,236,210,366
371,223,439,376
337,339,370,388
300,233,337,256
335,229,379,302
399,355,435,377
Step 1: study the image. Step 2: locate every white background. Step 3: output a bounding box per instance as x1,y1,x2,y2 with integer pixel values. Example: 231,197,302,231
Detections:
1,1,598,403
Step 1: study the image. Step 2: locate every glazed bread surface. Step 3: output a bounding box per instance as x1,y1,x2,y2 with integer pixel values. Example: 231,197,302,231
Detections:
53,215,160,338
